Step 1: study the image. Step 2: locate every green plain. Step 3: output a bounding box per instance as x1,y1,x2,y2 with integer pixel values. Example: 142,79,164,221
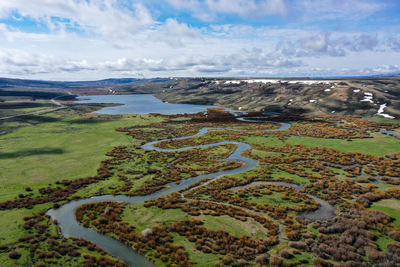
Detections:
0,112,163,202
244,132,400,156
370,199,400,228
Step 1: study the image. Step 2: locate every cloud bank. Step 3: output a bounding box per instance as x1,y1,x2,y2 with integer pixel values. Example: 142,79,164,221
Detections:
0,0,398,80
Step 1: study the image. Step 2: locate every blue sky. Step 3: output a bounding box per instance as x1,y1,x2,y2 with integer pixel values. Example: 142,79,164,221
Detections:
0,0,399,80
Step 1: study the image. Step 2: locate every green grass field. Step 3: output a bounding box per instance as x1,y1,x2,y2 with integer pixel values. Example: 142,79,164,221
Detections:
244,132,400,156
122,204,191,233
122,203,268,239
370,199,400,228
199,214,267,239
0,111,163,202
0,108,164,248
270,170,310,185
0,203,52,245
171,233,221,267
121,203,270,265
370,230,396,252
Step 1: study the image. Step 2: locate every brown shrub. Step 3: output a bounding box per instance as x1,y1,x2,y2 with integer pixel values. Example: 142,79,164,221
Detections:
8,250,21,259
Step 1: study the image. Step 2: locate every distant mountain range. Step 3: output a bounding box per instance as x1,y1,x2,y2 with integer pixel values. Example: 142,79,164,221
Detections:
0,77,174,89
1,74,399,89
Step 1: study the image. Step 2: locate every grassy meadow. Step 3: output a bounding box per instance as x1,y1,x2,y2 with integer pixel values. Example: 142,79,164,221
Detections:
0,110,163,202
0,105,164,248
244,132,400,156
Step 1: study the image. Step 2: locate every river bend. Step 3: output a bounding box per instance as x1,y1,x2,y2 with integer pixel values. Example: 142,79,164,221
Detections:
47,118,334,266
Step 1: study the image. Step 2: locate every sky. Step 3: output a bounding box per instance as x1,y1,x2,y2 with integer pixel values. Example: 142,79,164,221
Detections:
0,0,399,81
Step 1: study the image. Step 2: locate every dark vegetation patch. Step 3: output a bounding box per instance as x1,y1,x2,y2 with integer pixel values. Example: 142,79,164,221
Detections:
0,90,64,99
0,148,64,159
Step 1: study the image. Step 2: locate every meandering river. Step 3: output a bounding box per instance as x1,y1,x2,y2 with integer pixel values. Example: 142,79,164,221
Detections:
48,98,335,266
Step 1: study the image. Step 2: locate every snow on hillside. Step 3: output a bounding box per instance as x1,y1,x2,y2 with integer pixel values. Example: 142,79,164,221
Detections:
361,92,374,103
377,103,395,119
218,79,333,85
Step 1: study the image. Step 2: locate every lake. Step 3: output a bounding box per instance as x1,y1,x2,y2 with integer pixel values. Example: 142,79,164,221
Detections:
75,94,217,115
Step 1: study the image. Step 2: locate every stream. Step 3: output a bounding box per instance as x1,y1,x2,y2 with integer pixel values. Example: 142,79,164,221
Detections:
381,130,400,138
47,116,335,266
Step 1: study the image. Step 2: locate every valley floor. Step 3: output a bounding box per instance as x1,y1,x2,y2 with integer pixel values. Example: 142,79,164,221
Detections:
1,104,400,266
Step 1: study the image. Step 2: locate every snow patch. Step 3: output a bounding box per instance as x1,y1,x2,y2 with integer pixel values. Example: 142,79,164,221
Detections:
218,79,333,85
377,103,395,119
288,80,331,85
361,92,374,103
324,89,331,92
224,80,241,84
353,89,360,93
309,99,316,103
246,79,281,84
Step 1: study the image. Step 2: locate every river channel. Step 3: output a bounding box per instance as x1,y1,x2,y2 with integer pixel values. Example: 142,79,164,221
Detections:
47,97,335,266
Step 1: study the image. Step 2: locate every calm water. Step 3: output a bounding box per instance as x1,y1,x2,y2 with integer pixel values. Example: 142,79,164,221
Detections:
75,94,217,115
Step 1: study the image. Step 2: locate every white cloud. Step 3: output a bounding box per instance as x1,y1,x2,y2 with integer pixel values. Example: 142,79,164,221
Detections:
277,32,381,58
0,46,304,78
359,64,400,75
149,18,203,47
0,48,94,76
0,0,397,80
0,0,154,38
99,48,303,74
162,18,201,39
299,33,346,57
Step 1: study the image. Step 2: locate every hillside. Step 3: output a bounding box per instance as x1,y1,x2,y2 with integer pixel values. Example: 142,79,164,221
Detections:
0,77,174,89
1,76,399,119
116,77,400,118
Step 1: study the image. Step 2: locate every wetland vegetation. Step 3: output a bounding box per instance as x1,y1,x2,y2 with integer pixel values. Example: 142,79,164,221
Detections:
1,89,400,266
